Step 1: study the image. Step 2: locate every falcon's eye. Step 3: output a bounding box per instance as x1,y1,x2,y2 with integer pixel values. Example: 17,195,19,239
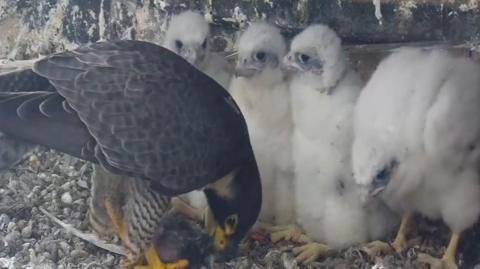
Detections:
175,40,183,49
224,214,238,236
201,38,207,49
255,51,266,62
298,53,310,63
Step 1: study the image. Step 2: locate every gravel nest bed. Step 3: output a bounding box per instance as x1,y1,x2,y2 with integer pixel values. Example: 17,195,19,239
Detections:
1,150,480,269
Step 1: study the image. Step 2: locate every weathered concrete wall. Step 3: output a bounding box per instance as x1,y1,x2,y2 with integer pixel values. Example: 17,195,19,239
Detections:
0,0,479,61
0,0,478,83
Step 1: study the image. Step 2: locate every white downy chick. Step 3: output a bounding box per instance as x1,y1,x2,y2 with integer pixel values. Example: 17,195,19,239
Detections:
284,24,364,246
353,47,480,268
229,22,294,225
163,10,232,89
163,11,232,212
278,25,396,263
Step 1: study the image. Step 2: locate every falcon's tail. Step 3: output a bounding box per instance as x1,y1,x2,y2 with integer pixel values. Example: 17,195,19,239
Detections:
0,91,97,163
0,132,37,172
0,68,55,92
0,68,56,172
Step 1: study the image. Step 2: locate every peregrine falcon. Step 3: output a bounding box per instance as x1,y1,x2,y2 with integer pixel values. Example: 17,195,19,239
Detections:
0,40,262,268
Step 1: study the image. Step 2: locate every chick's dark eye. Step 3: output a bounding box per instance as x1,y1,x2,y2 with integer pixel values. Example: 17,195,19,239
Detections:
175,40,183,49
298,53,310,63
374,160,397,184
256,51,266,62
374,167,390,183
201,39,207,49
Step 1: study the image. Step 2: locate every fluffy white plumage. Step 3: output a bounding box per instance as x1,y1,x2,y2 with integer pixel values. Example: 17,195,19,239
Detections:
285,24,396,248
163,10,232,89
353,47,480,236
229,22,295,225
163,11,232,211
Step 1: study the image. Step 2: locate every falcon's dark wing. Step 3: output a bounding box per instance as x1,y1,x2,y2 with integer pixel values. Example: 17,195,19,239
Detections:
0,69,55,92
0,40,250,196
0,69,56,172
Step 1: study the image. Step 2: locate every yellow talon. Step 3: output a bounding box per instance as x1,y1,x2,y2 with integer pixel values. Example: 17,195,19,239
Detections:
104,199,128,242
134,245,189,269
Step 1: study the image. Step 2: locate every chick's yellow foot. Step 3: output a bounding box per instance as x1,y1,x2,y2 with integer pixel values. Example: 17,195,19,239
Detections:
364,212,411,258
263,224,310,243
293,242,333,265
134,246,189,269
417,232,460,269
362,236,407,258
417,254,458,269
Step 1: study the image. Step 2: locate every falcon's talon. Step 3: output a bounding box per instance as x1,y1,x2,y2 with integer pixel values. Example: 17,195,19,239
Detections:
135,245,189,269
293,242,333,265
104,199,128,242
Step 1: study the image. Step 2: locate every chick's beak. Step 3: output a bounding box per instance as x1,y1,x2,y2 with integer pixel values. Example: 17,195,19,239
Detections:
234,58,261,78
181,48,200,67
369,184,386,198
281,53,301,73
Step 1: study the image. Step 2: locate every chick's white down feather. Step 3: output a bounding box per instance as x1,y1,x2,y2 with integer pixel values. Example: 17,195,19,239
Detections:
229,22,295,225
163,10,231,89
353,48,480,234
288,25,396,247
164,11,232,210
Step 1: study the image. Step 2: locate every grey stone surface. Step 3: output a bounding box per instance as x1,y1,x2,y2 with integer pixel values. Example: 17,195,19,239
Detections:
0,0,479,60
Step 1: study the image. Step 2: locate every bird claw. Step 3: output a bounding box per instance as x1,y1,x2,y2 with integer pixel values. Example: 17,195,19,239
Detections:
262,224,309,243
293,242,332,265
362,240,403,258
134,246,190,269
417,253,458,269
133,260,189,269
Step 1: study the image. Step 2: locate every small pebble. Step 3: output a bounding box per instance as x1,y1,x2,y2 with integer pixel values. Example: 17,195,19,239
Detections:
6,222,17,233
61,192,73,204
77,179,89,189
103,254,115,266
0,258,12,268
58,241,71,255
21,223,32,238
0,214,11,230
70,249,88,261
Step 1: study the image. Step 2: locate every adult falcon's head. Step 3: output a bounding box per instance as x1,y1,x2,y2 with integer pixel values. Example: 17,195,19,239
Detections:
163,11,210,69
203,151,262,257
234,22,286,78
